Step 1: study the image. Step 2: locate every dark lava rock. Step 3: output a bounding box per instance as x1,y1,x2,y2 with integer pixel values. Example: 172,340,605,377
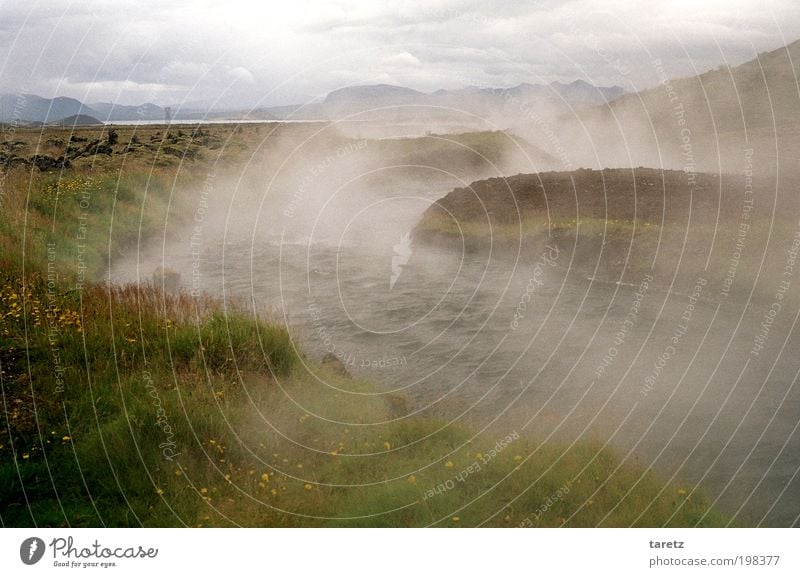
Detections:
320,353,352,378
30,154,70,171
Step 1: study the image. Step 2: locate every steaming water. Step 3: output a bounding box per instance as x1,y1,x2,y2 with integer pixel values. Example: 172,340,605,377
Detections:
139,224,800,527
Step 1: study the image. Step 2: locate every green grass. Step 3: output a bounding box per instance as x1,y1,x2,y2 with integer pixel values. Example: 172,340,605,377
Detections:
0,127,739,527
416,213,662,239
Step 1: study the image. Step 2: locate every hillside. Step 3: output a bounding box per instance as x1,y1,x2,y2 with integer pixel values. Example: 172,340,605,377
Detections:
547,40,800,173
52,113,102,126
413,167,798,300
317,81,626,122
89,101,165,121
0,94,96,123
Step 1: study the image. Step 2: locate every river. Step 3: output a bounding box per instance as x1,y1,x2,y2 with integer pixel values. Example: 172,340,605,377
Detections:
113,166,800,527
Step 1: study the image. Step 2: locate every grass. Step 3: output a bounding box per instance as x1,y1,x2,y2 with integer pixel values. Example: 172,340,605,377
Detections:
415,213,662,240
415,203,800,307
0,125,738,527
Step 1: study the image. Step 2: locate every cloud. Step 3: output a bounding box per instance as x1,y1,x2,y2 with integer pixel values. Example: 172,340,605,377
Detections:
382,52,421,67
0,0,797,107
227,66,255,84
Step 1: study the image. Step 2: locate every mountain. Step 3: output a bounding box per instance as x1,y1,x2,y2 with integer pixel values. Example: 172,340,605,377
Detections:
325,84,425,106
0,94,96,123
604,40,800,133
310,81,626,121
0,79,626,125
553,39,800,173
0,94,166,123
449,80,625,106
0,94,230,123
52,114,102,126
323,84,427,115
548,80,625,106
90,102,165,121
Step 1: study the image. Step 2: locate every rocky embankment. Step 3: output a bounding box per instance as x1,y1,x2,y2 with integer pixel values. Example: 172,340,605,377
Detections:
413,167,793,301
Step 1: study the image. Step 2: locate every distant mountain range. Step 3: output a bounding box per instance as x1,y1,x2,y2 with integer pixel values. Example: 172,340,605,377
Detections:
266,80,626,120
0,80,626,124
0,93,170,123
0,94,93,123
325,80,625,109
3,33,798,176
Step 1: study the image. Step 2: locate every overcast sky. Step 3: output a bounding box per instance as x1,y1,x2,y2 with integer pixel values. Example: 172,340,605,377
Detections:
0,0,798,108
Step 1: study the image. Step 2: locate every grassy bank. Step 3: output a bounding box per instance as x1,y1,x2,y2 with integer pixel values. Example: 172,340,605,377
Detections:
0,125,735,527
413,168,800,305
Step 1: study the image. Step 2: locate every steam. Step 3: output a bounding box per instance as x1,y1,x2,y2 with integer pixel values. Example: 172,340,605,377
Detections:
104,87,799,525
390,232,412,290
